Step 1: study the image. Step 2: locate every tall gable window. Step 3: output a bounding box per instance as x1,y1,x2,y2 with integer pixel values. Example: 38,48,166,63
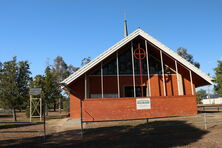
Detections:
103,58,117,75
91,41,175,76
119,49,133,75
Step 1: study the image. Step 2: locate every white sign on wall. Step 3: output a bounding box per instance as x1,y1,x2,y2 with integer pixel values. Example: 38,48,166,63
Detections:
136,98,151,110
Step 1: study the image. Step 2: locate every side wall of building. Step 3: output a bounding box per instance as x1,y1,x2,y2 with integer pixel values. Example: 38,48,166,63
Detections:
82,95,197,121
69,73,196,120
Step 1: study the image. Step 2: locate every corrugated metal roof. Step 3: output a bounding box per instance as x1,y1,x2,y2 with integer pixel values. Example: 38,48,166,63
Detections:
61,29,213,85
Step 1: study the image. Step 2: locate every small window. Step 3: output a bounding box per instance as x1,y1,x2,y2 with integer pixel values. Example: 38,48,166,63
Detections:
90,93,118,98
125,86,147,97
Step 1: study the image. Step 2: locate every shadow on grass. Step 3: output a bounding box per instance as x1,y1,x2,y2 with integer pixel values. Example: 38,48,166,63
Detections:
0,120,208,148
0,122,43,130
46,114,68,120
0,115,13,118
198,110,221,113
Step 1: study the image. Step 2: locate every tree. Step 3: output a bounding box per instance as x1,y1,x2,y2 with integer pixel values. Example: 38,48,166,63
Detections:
0,57,19,121
52,56,79,112
0,62,2,70
81,56,91,67
196,89,207,104
44,66,61,111
17,61,32,110
214,60,222,97
30,75,45,88
53,56,70,82
52,56,80,111
30,56,79,113
177,47,200,68
52,56,79,80
0,57,31,121
68,65,79,74
0,62,2,108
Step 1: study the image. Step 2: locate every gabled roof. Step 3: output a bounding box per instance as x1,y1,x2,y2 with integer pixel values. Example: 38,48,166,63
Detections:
62,29,213,85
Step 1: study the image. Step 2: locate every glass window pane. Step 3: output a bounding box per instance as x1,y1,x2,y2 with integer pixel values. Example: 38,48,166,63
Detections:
103,58,117,75
119,49,133,75
124,86,147,97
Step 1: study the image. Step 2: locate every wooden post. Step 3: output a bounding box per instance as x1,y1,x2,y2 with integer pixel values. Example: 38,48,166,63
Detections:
84,74,87,99
175,60,181,96
43,97,46,142
145,40,151,96
40,98,42,122
116,52,120,98
160,50,166,96
30,95,32,122
204,113,207,130
189,70,194,95
101,63,104,98
131,41,136,97
80,100,84,138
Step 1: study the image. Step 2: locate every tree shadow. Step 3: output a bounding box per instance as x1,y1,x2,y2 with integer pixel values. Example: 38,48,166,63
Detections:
0,122,43,129
0,120,208,148
0,115,13,118
46,114,68,120
198,110,221,113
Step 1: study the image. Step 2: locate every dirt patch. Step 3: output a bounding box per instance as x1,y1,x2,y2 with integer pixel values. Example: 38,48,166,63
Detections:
1,111,222,148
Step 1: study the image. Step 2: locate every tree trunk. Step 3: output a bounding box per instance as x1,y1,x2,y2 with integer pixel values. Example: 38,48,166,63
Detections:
45,105,48,116
12,108,17,122
53,102,56,112
59,98,61,114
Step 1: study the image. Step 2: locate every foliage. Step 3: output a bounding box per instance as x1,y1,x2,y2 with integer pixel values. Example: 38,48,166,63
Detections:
53,56,70,82
0,57,31,121
44,66,61,110
177,47,200,68
52,56,79,111
63,97,70,113
52,56,79,80
81,56,91,67
17,61,32,110
0,61,2,108
0,57,18,109
214,60,222,97
0,55,85,119
31,67,59,110
30,75,45,88
30,56,79,111
196,89,207,104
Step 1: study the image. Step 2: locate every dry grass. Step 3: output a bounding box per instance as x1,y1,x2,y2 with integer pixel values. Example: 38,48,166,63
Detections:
1,109,222,148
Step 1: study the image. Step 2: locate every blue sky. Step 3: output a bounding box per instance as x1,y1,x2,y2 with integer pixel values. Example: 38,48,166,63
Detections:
0,0,222,82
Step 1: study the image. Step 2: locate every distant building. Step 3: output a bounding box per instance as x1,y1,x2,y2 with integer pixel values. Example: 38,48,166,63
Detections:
62,28,212,122
202,98,222,105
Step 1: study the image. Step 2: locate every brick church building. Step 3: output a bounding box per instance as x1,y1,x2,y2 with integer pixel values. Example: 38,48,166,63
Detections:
62,27,212,122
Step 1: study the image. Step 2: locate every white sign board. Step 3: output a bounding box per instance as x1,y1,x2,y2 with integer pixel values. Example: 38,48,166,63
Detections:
29,88,42,95
136,98,151,110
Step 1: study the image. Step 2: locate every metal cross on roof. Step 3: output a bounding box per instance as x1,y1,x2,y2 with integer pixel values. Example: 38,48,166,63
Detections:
134,43,146,60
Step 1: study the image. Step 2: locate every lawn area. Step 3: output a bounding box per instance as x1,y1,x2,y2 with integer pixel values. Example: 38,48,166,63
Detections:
0,110,222,148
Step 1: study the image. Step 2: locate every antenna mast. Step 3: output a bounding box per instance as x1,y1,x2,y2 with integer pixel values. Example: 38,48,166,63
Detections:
124,14,128,38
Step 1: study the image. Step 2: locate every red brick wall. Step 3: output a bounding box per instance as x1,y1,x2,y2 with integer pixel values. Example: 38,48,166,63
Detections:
82,96,197,121
69,74,196,120
69,77,84,119
70,94,81,119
